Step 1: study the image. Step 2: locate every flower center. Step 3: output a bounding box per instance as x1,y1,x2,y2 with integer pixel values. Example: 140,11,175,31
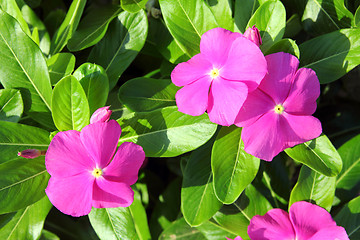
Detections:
209,68,220,79
274,104,284,114
92,168,103,178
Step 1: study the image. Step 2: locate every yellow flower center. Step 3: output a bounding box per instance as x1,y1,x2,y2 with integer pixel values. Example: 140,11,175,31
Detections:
92,168,103,178
274,104,284,114
209,68,220,79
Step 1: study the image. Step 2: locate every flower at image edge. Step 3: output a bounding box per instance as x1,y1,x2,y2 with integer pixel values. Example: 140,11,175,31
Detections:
171,27,267,126
45,120,145,217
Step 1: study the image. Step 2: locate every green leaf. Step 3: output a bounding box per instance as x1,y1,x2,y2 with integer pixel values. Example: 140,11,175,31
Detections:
0,196,52,240
247,0,286,52
285,134,342,177
213,184,272,239
51,76,90,131
68,5,121,51
47,53,76,85
0,89,23,122
336,134,360,190
234,0,261,33
0,157,50,214
181,138,222,226
212,126,260,204
335,196,360,239
118,78,179,112
39,230,60,240
89,207,139,240
0,121,49,164
159,218,206,240
117,106,217,157
302,0,353,36
299,28,360,84
88,10,148,90
206,0,234,31
196,221,237,240
353,5,360,27
73,63,109,114
121,0,148,13
50,0,86,55
0,0,31,36
289,165,336,211
159,0,219,57
0,9,53,128
129,190,151,240
265,38,300,58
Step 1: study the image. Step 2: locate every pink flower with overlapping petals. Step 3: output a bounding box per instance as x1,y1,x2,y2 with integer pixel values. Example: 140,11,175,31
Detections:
235,52,322,161
226,236,243,240
171,27,267,126
45,120,145,217
248,201,349,240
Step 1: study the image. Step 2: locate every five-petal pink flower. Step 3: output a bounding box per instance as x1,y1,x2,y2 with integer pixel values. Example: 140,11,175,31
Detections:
171,27,267,126
235,52,322,161
45,120,145,217
248,201,349,240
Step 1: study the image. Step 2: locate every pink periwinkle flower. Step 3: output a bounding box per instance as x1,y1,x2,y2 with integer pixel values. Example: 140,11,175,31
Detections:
235,52,322,161
45,120,145,217
248,201,349,240
90,106,112,124
226,236,243,240
243,25,262,47
171,27,267,126
18,149,45,159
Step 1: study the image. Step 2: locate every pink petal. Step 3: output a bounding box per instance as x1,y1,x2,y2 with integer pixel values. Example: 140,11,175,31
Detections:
289,201,338,239
235,88,274,127
248,209,296,240
283,68,320,115
220,37,267,92
80,120,121,168
308,227,349,240
200,28,241,67
45,173,94,217
92,177,134,208
46,130,94,177
258,52,299,103
226,237,243,240
175,76,212,116
207,78,248,126
171,54,212,87
103,142,145,185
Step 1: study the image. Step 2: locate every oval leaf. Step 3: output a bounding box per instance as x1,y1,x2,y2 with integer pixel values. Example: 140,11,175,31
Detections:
129,190,151,240
265,38,300,58
206,0,234,31
117,106,217,157
334,196,360,239
52,76,90,131
0,89,23,123
212,126,260,204
47,53,76,85
0,0,31,36
121,0,148,13
159,218,206,240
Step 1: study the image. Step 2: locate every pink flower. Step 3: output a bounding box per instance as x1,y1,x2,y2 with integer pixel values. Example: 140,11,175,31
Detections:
235,52,322,161
248,201,349,240
45,120,145,217
226,237,243,240
90,106,112,124
243,25,262,47
171,27,267,126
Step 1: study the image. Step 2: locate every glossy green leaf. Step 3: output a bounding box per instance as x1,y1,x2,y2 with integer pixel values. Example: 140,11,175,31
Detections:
73,63,109,114
335,196,360,239
302,0,353,36
206,0,234,31
234,0,263,33
285,134,342,177
117,106,217,157
353,5,360,27
44,9,66,37
121,0,148,13
68,5,121,51
265,38,300,58
0,196,52,240
39,230,60,240
129,190,151,240
289,165,336,211
213,184,273,239
88,10,148,90
52,76,90,131
196,221,237,240
118,78,178,112
0,9,53,128
299,28,360,84
47,53,75,85
336,134,360,190
50,0,86,55
0,157,50,214
159,0,219,57
247,0,286,52
0,121,49,164
0,89,23,122
212,126,260,204
159,218,206,240
0,0,31,36
182,138,222,226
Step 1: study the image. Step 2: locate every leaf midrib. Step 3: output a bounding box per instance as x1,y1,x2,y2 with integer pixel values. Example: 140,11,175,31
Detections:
175,0,201,38
311,0,340,30
336,157,360,185
6,207,29,240
0,170,47,192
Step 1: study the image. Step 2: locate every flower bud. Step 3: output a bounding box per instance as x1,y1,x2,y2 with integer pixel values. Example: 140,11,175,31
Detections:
18,149,45,159
243,25,262,47
90,106,112,124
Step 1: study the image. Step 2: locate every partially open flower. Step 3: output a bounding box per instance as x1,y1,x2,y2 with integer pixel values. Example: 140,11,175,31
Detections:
90,106,112,124
243,25,262,47
18,149,45,159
